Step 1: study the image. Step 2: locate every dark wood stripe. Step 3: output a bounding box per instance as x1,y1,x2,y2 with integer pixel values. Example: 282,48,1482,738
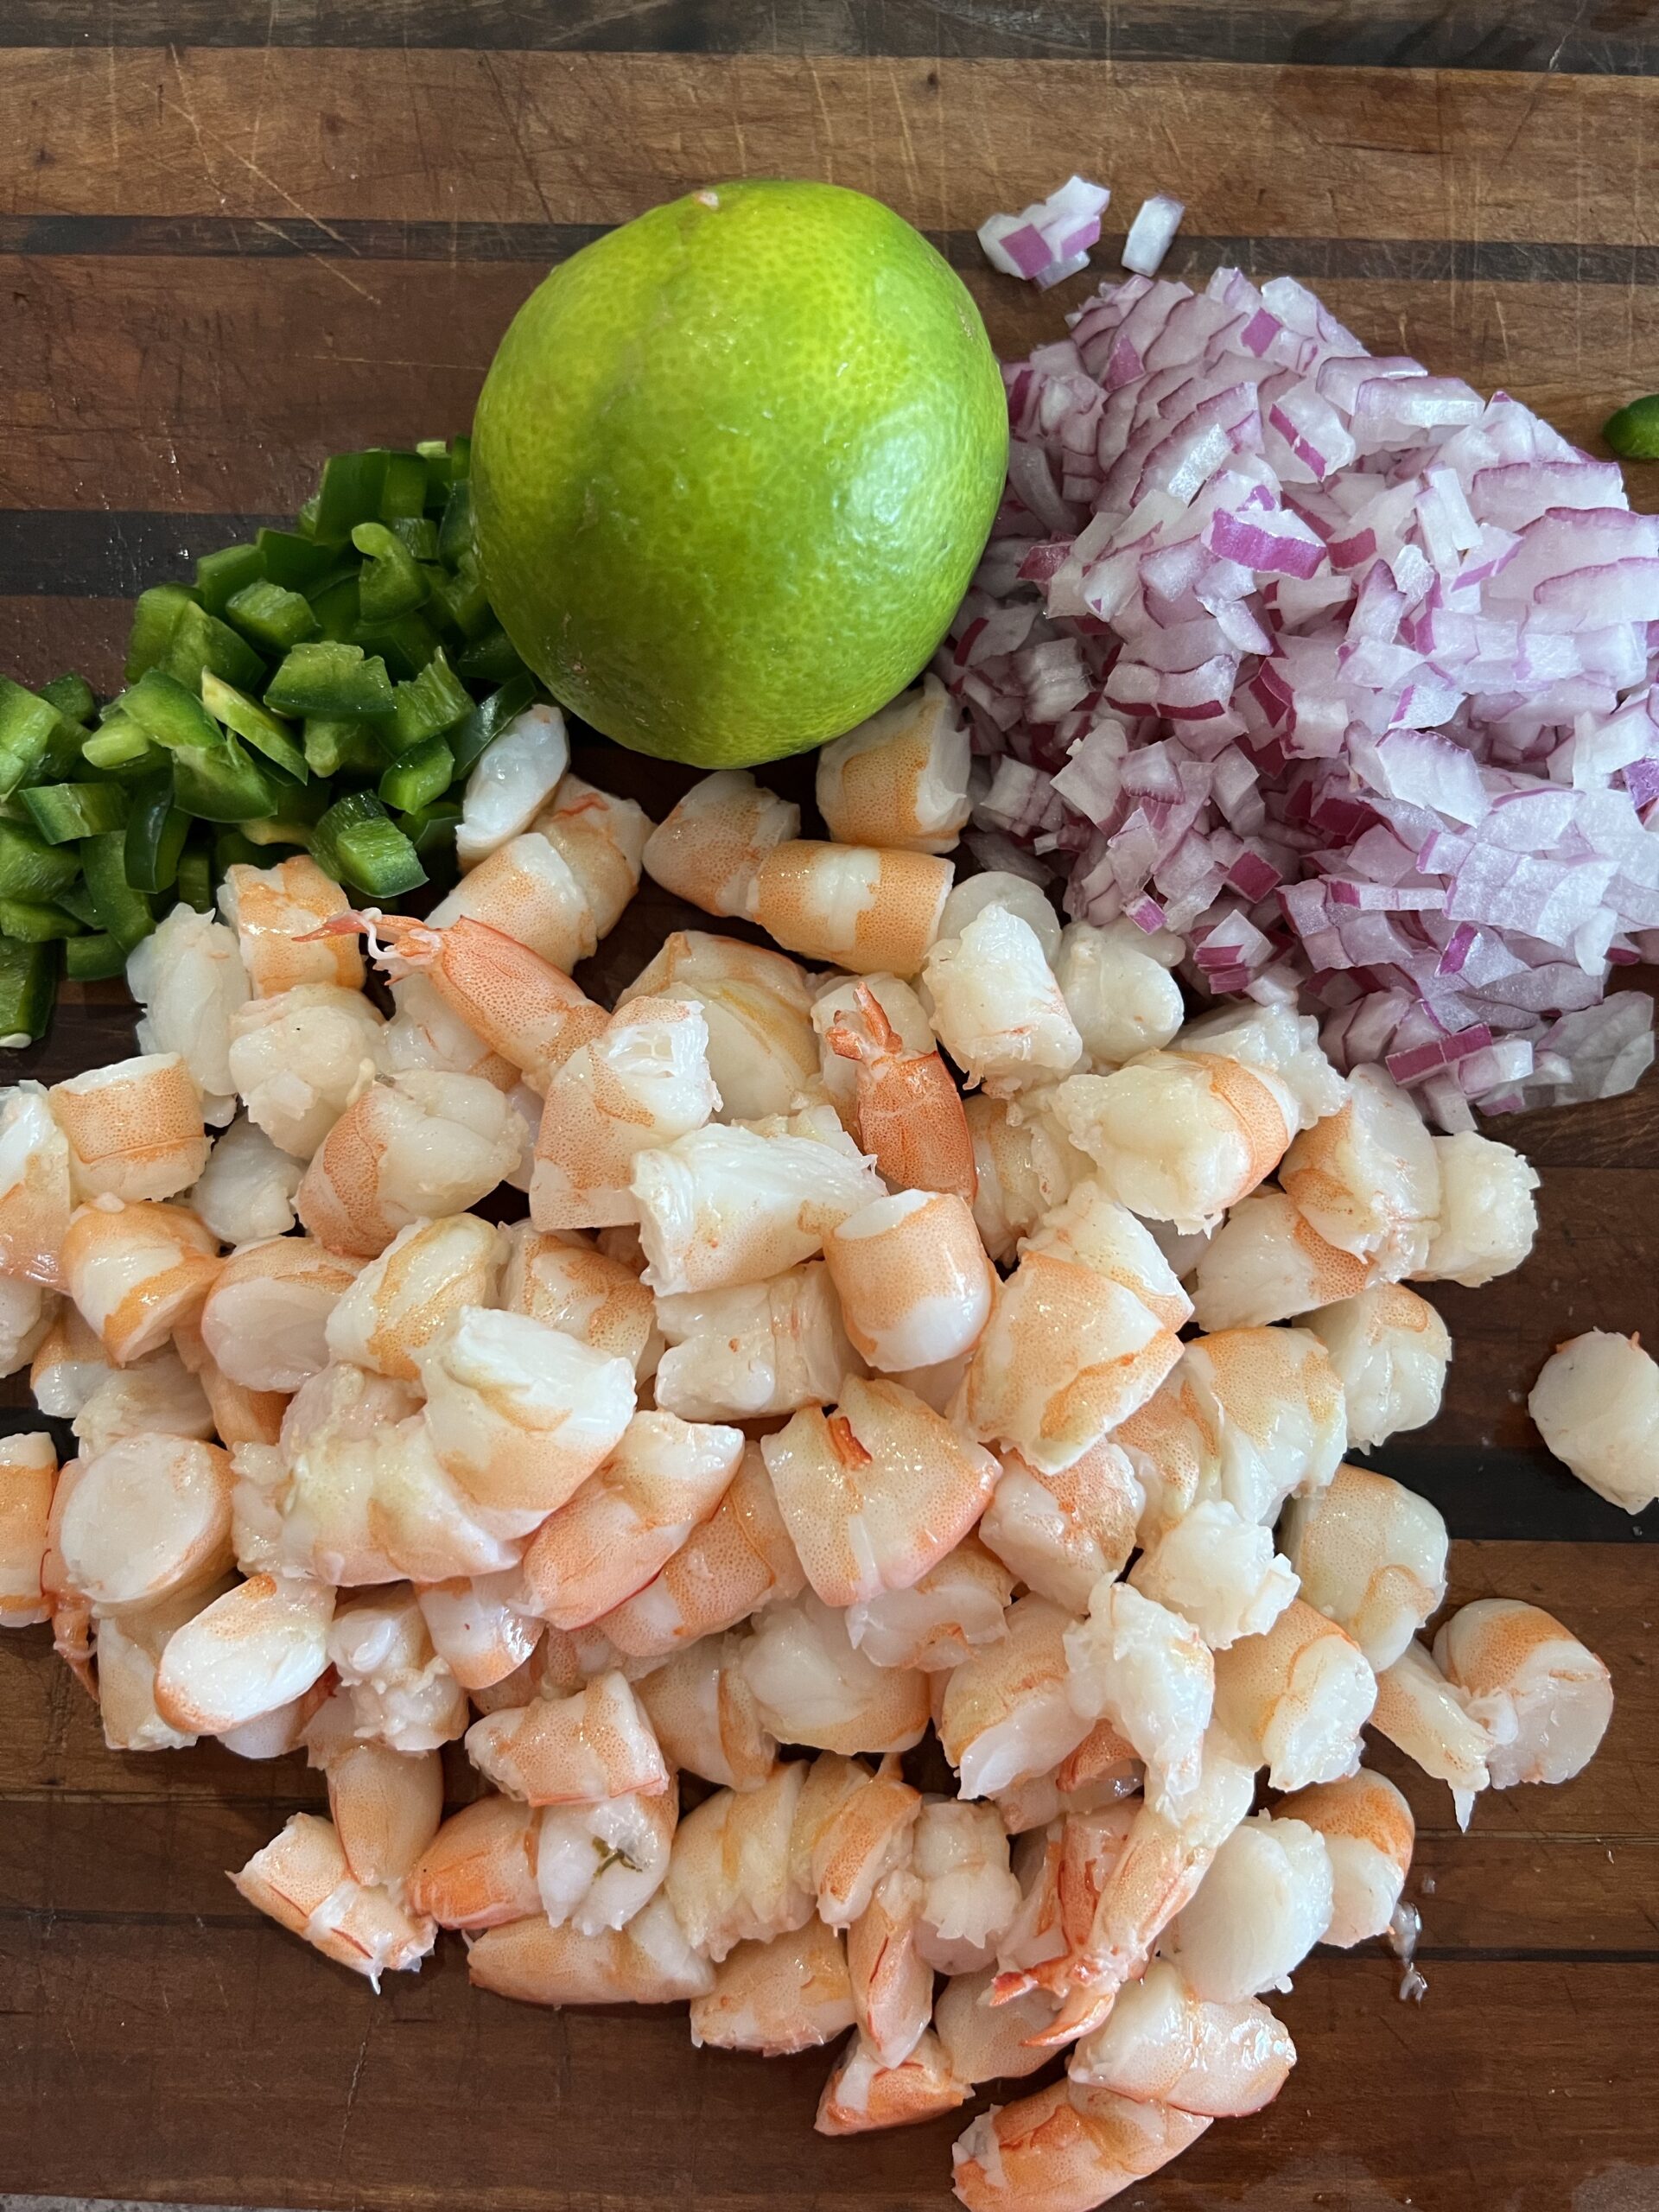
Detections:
0,511,283,598
0,0,1649,71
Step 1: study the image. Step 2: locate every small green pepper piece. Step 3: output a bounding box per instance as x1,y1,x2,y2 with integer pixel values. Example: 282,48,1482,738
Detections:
174,844,213,913
124,583,199,683
201,671,309,783
0,819,80,905
22,781,129,842
54,880,101,931
383,647,472,753
389,515,440,562
81,720,165,778
194,541,265,618
160,600,267,694
1604,396,1659,461
79,831,154,951
378,735,454,813
307,448,391,543
313,791,427,898
448,671,537,780
265,641,397,721
379,450,429,522
0,895,85,942
257,527,345,593
0,677,69,798
352,610,442,680
65,931,129,982
438,477,474,569
118,668,223,753
307,570,363,645
170,736,283,823
397,798,462,860
302,715,384,779
351,521,429,622
37,674,97,727
124,772,191,894
0,940,57,1041
457,626,531,686
225,578,320,656
424,556,493,642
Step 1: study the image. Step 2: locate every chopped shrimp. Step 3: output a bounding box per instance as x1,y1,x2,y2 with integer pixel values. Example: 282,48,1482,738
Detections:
1281,1464,1448,1670
325,1587,469,1751
296,1070,523,1259
596,1442,804,1660
748,840,954,979
1276,1770,1414,1947
822,982,976,1203
817,2028,969,2136
654,1262,857,1422
313,1738,443,1895
150,1571,333,1736
71,1345,213,1457
530,997,720,1232
951,2080,1211,2212
825,1191,992,1374
741,1592,930,1756
936,1967,1058,2084
979,1440,1142,1617
1279,1064,1440,1275
1065,1581,1214,1818
38,1455,93,1694
428,830,595,974
56,1433,232,1609
49,1052,209,1205
1167,1812,1333,2002
415,1572,544,1691
813,973,935,1125
1529,1330,1659,1514
200,1235,360,1393
846,1535,1014,1675
502,1224,661,1377
1434,1598,1614,1789
188,1116,303,1246
1212,1595,1376,1790
1053,918,1184,1072
689,1917,856,2056
1413,1131,1540,1288
925,906,1083,1096
126,902,251,1122
0,1431,55,1627
377,967,521,1093
61,1197,221,1366
664,1759,811,1961
0,1079,74,1286
454,701,569,869
642,770,801,920
940,1594,1091,1801
889,1347,974,1417
632,1122,886,1296
816,674,972,855
912,1800,1022,1974
963,1090,1088,1264
465,1669,668,1805
226,983,384,1161
471,1624,588,1715
1190,1187,1376,1331
622,932,819,1122
939,872,1063,964
963,1249,1181,1476
1070,1958,1295,2116
467,1891,713,2005
29,1300,113,1419
848,1867,933,2066
96,1580,223,1752
1052,1052,1295,1233
1369,1639,1494,1829
761,1376,1000,1609
992,1725,1143,1839
537,1783,677,1935
635,1630,778,1791
807,1758,923,1928
1028,1180,1192,1332
322,1212,504,1381
232,1811,435,1984
406,1796,543,1929
217,1675,334,1763
218,855,363,997
518,1410,743,1630
1305,1282,1451,1451
1130,1499,1298,1652
533,771,652,939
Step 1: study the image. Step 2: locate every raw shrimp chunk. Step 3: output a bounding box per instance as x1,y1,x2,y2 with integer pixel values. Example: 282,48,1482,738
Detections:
0,1080,74,1285
820,981,976,1203
817,2029,969,2136
620,932,819,1122
912,1800,1022,1974
642,771,801,919
454,701,569,868
200,1236,360,1394
816,674,972,855
1166,1813,1333,2001
1190,1188,1375,1331
749,841,954,978
1071,1958,1295,2116
531,997,719,1231
924,905,1083,1095
1065,1581,1215,1817
416,1573,544,1692
465,1670,669,1805
188,1116,304,1246
825,1191,993,1374
1414,1132,1539,1288
690,1918,858,2056
153,1572,334,1736
1276,1770,1414,1947
534,772,652,940
226,983,385,1161
845,1535,1013,1675
405,1796,543,1929
501,1224,661,1378
296,1071,523,1258
940,1595,1091,1801
537,1787,677,1936
1053,918,1184,1071
597,1443,804,1660
654,1262,857,1421
57,1433,233,1608
1212,1596,1376,1791
467,1892,713,2005
664,1759,811,1962
126,902,250,1122
635,1631,779,1792
50,1052,209,1205
218,855,363,997
1305,1283,1451,1451
1368,1638,1495,1828
741,1592,930,1756
0,1431,55,1627
1529,1330,1659,1514
1281,1464,1448,1670
1129,1498,1299,1650
632,1122,886,1295
323,1212,504,1381
979,1439,1142,1616
951,2081,1211,2212
232,1812,435,1985
1434,1598,1613,1789
428,830,595,974
1279,1065,1440,1275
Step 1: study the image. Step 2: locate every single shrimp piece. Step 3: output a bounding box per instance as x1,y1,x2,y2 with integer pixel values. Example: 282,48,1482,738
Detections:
979,1440,1143,1617
761,1376,1001,1610
1280,1063,1440,1276
1065,1581,1215,1819
632,1122,887,1296
635,1630,779,1791
812,973,934,1125
200,1235,360,1394
1190,1187,1376,1332
1052,1049,1296,1233
61,1197,221,1366
56,1433,233,1609
986,1727,1141,1841
518,1410,743,1630
690,1917,858,2056
596,1442,805,1660
216,1673,334,1762
1434,1598,1614,1789
0,1079,74,1284
310,1738,444,1896
38,1455,93,1694
1128,1497,1299,1651
232,1811,435,1983
1212,1596,1376,1791
406,1796,543,1929
820,982,976,1203
324,1588,470,1751
0,1431,56,1627
533,771,652,939
226,983,385,1161
1276,1770,1414,1947
663,1759,812,1961
1027,1178,1193,1331
817,2028,969,2137
531,997,720,1232
1414,1130,1541,1288
1166,1812,1333,2002
1070,1957,1296,2116
940,1595,1092,1802
378,966,521,1094
1305,1282,1451,1451
642,770,801,919
465,1669,668,1805
415,1571,545,1691
825,1191,993,1374
748,840,954,979
296,1071,523,1259
1370,1638,1494,1828
939,873,1062,963
848,1866,933,2067
427,830,595,974
1281,1464,1448,1670
218,855,363,996
936,1967,1058,2085
467,1892,713,2006
126,902,251,1122
846,1535,1014,1675
501,1224,661,1378
816,674,972,855
620,931,819,1122
454,701,569,870
1529,1330,1659,1514
152,1571,334,1736
71,1345,213,1457
803,1760,920,1929
96,1579,225,1753
188,1116,304,1246
29,1300,113,1419
951,2081,1211,2212
741,1592,930,1756
537,1783,678,1935
1053,918,1184,1072
322,1212,504,1382
912,1799,1023,1974
48,1052,209,1205
653,1262,857,1422
0,1283,56,1399
471,1624,588,1714
963,1089,1088,1264
925,905,1083,1096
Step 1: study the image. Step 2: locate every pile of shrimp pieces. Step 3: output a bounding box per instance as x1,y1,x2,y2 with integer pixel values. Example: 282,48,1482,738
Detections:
0,678,1633,2211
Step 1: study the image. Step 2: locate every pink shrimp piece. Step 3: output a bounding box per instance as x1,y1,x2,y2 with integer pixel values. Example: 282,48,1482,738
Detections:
501,1224,662,1378
749,840,953,979
405,1796,543,1929
1212,1596,1377,1791
817,2028,970,2137
741,1592,931,1757
1069,1957,1296,2117
172,1320,288,1450
664,1759,812,1962
321,1211,504,1382
847,1866,933,2067
937,1967,1059,2084
231,1811,435,1985
531,996,720,1232
0,1430,56,1627
314,1739,444,1897
467,1893,713,2006
534,772,652,940
939,1594,1091,1802
825,982,976,1202
29,1301,113,1420
689,1918,857,2056
0,1079,74,1287
809,1758,924,1929
642,770,801,919
219,855,364,996
61,1198,222,1366
816,674,972,855
295,1071,524,1259
56,1433,234,1611
845,1534,1014,1675
1277,1770,1414,1947
200,1234,361,1394
825,1189,992,1373
951,2081,1211,2212
635,1631,778,1792
48,1052,209,1205
463,1669,669,1806
1433,1597,1614,1789
415,1573,545,1691
979,1438,1143,1616
152,1572,334,1737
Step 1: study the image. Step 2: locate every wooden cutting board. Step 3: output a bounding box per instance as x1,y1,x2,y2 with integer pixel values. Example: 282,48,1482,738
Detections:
2,7,1656,2209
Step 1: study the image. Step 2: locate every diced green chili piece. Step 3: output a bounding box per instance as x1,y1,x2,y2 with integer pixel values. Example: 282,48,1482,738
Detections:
124,583,198,683
379,451,428,522
307,570,363,644
0,940,57,1041
175,844,213,913
383,647,472,753
1605,396,1659,461
448,672,537,779
224,578,320,656
0,819,79,904
457,626,531,686
124,773,191,894
22,780,129,842
378,735,454,813
118,668,223,753
265,641,396,721
352,610,442,680
160,600,267,694
194,541,265,618
351,521,429,622
54,880,100,931
424,556,493,642
0,677,66,798
64,931,128,982
313,791,427,898
170,735,283,823
389,515,440,562
201,671,309,783
0,895,84,942
397,798,462,859
38,674,96,727
81,720,165,778
257,526,345,593
302,715,383,779
438,477,474,569
307,448,391,543
79,831,154,951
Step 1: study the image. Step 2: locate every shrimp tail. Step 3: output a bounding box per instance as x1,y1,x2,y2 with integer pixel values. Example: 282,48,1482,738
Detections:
300,909,440,975
825,982,902,1068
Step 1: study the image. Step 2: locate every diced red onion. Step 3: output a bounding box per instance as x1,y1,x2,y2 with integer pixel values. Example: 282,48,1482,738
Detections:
1122,194,1185,277
980,176,1110,290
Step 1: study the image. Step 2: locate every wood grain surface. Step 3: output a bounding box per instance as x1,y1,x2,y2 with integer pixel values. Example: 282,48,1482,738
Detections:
2,8,1656,2210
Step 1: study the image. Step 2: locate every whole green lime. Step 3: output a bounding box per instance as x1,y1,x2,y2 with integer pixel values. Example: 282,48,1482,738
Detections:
471,180,1007,768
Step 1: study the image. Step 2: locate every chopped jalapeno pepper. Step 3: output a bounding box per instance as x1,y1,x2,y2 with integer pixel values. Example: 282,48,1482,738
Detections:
201,671,309,783
265,641,397,721
313,791,427,898
224,578,320,656
0,819,80,905
64,931,129,982
79,831,154,951
378,734,454,813
124,772,191,894
194,541,265,618
0,940,57,1041
22,781,129,843
351,521,429,621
